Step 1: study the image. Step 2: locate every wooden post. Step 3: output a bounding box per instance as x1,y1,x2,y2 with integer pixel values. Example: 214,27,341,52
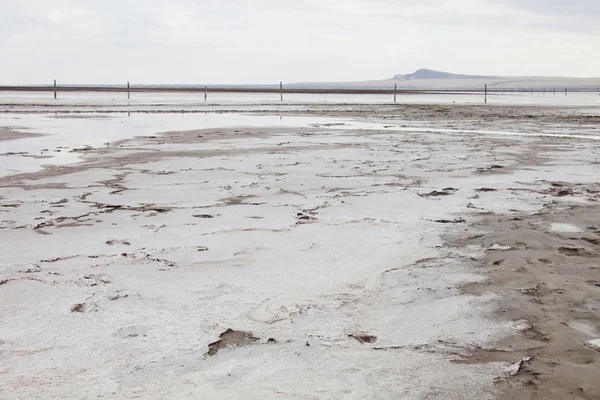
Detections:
484,84,487,104
394,83,397,103
204,86,207,101
280,81,283,101
565,88,567,96
127,81,130,99
54,79,57,99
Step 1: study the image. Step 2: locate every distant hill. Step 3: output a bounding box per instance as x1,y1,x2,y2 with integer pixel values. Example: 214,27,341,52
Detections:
392,69,497,81
289,69,600,91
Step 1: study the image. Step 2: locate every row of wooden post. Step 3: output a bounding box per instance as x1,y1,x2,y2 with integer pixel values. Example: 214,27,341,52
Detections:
485,86,569,103
49,80,573,104
50,80,265,102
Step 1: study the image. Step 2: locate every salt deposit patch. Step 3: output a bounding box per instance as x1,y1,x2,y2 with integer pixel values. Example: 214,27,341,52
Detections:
584,339,600,352
550,223,584,233
567,321,598,337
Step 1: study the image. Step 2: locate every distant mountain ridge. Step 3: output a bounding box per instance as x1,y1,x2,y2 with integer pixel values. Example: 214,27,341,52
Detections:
392,69,498,81
289,68,600,90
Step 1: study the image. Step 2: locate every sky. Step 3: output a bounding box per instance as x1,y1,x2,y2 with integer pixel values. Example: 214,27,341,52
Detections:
1,0,600,84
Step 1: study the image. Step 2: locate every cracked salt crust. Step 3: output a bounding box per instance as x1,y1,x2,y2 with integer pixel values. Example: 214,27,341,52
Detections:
1,108,599,399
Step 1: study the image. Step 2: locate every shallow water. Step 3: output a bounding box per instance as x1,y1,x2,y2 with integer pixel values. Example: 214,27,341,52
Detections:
0,114,356,175
1,90,599,107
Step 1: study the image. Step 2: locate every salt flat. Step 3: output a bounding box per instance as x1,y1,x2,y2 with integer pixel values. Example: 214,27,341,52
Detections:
1,101,599,399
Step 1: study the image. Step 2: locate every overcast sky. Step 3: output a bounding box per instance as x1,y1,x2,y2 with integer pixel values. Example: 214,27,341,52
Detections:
2,0,600,84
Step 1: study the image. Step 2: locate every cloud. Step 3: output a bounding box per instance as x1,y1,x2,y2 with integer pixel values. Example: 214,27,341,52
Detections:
1,0,599,83
502,0,600,16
